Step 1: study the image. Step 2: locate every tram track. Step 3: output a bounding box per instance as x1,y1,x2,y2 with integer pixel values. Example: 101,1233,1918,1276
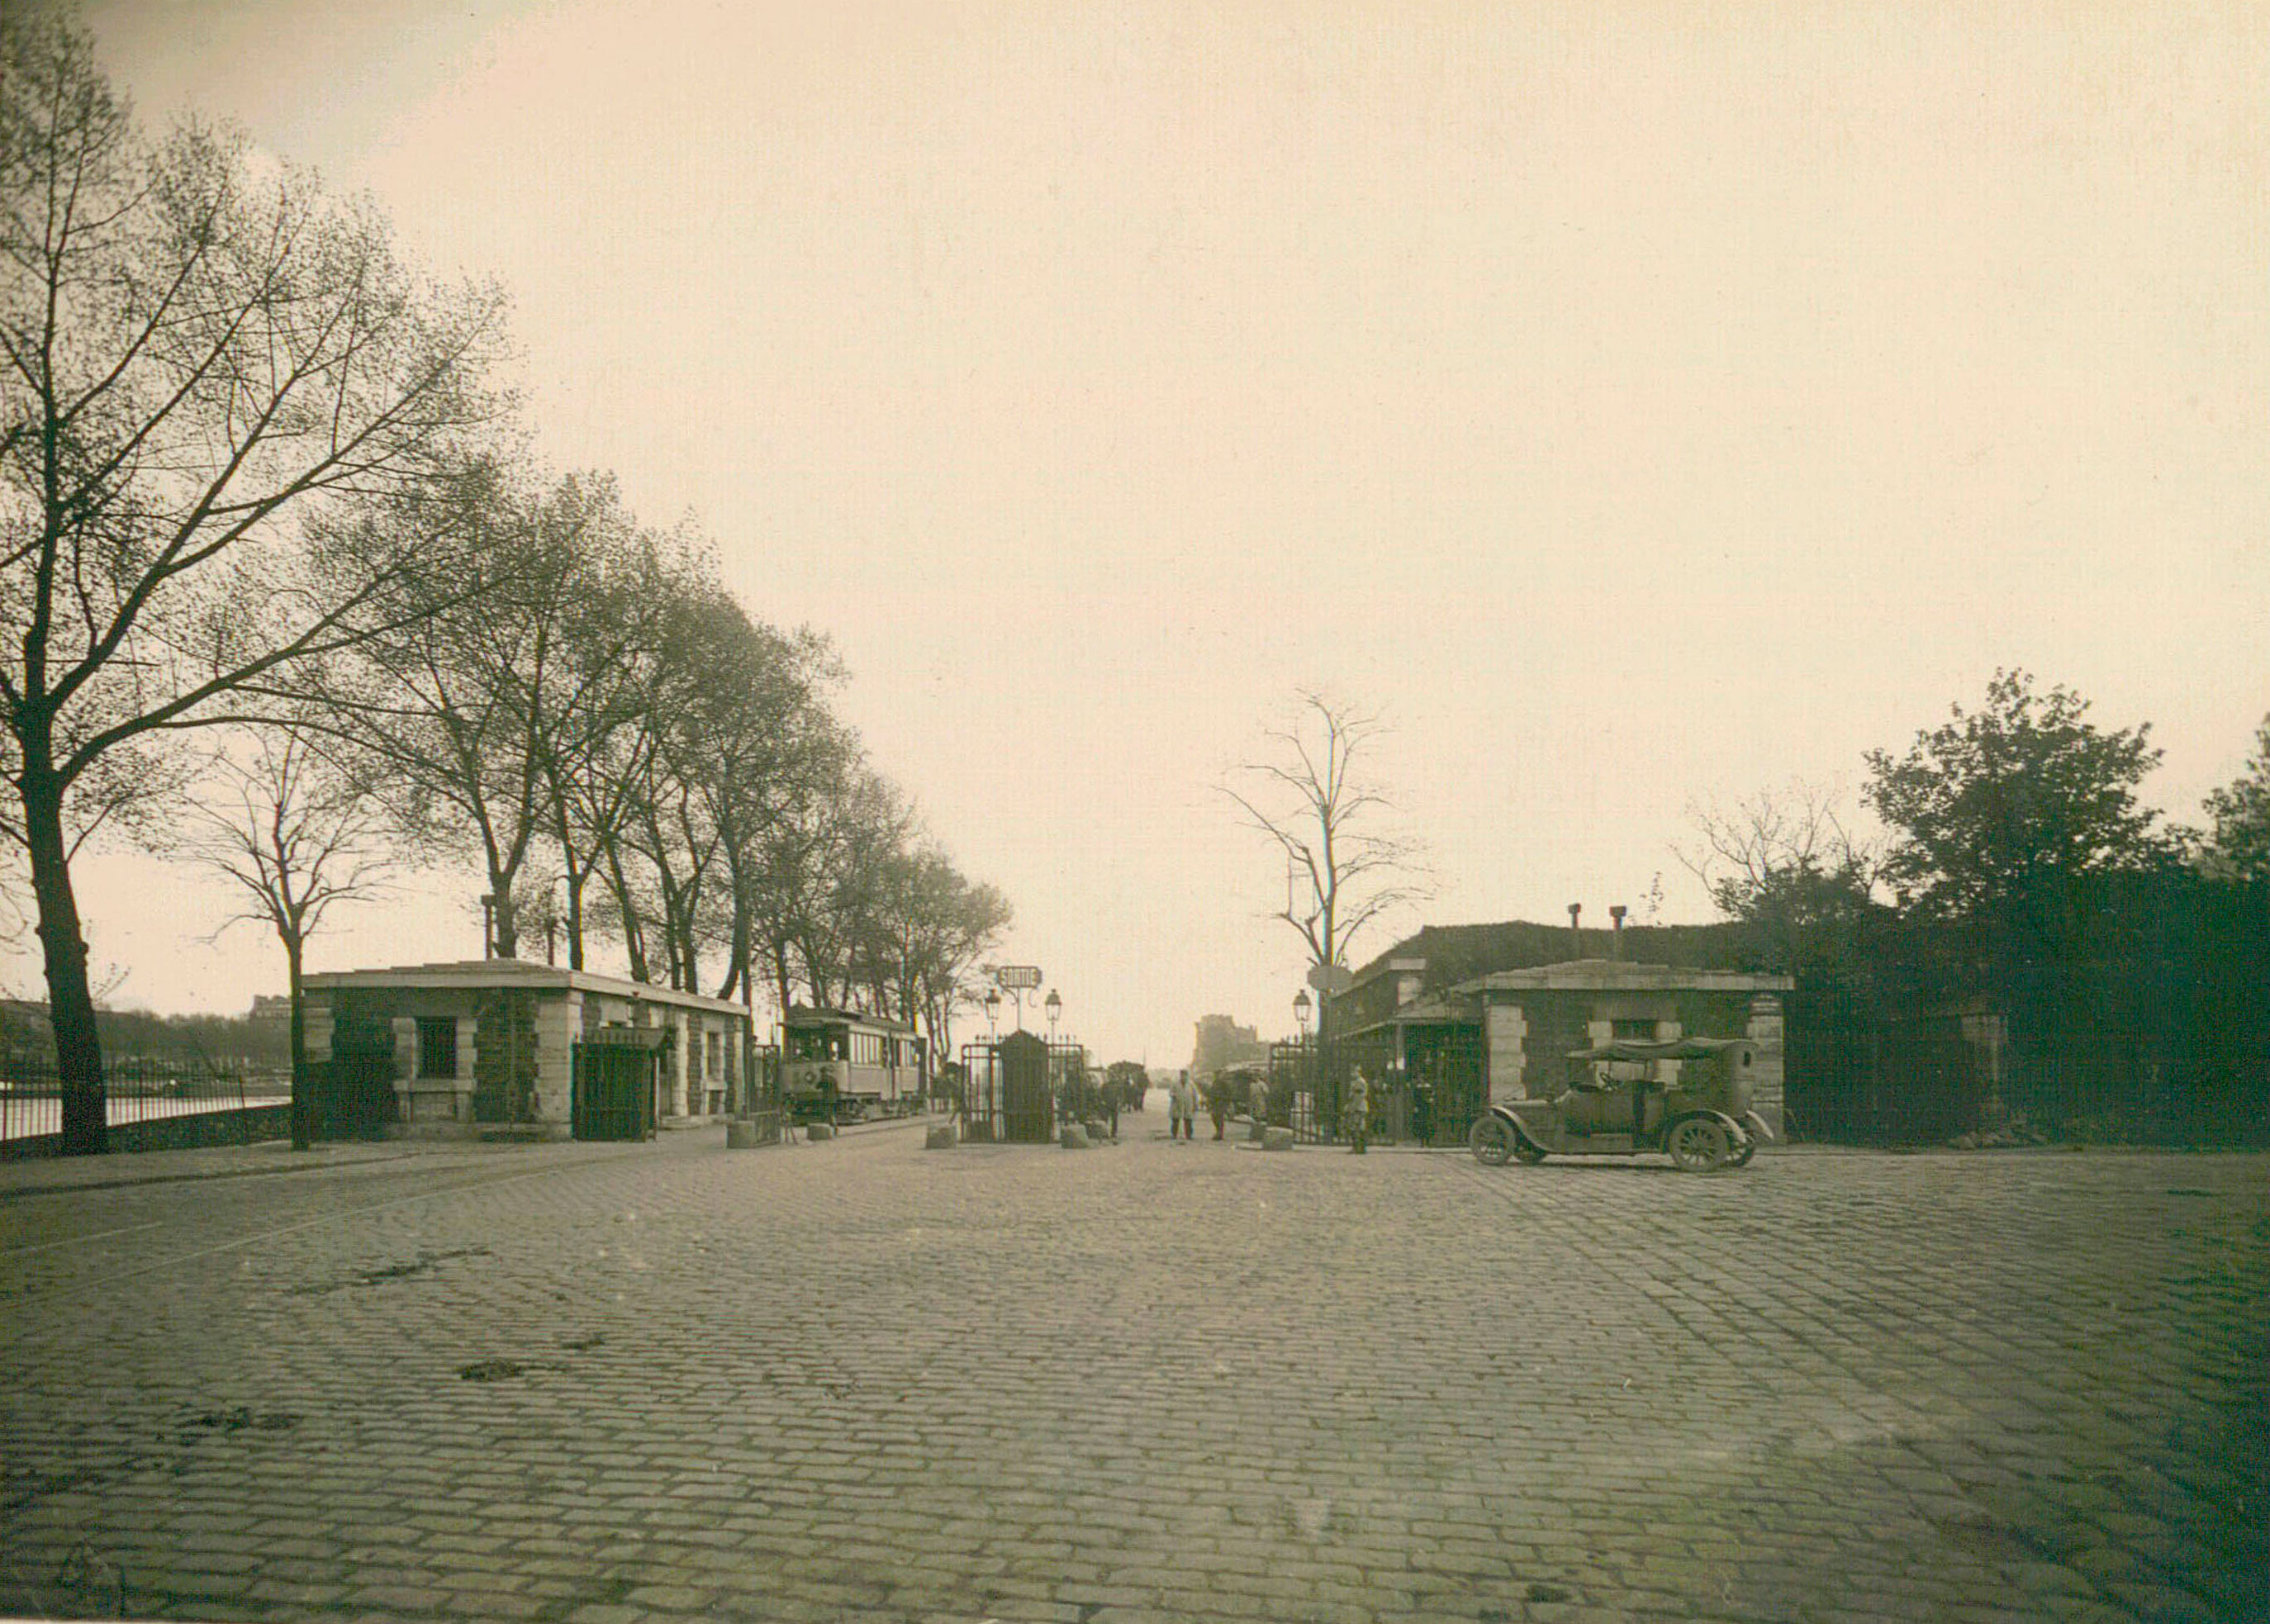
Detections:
0,1144,660,1306
1,1117,932,1303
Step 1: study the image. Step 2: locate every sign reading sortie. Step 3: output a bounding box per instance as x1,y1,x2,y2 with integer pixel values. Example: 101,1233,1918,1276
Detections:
993,966,1043,990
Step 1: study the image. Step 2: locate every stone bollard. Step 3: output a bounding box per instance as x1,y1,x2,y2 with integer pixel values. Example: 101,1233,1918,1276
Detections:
1059,1124,1090,1150
1247,1118,1268,1143
924,1123,957,1151
806,1121,835,1142
1082,1119,1111,1142
1262,1127,1296,1152
726,1120,762,1149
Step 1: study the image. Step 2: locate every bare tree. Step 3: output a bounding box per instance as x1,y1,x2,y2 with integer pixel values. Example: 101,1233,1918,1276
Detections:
1,15,509,1149
1677,779,1881,971
1679,780,1873,909
176,730,394,1148
326,468,623,963
1223,691,1428,978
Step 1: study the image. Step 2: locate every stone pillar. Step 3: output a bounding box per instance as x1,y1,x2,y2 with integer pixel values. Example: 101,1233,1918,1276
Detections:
534,991,580,1133
304,996,335,1065
452,1012,476,1121
672,1008,691,1118
1745,995,1786,1140
1485,1003,1527,1104
390,1015,416,1121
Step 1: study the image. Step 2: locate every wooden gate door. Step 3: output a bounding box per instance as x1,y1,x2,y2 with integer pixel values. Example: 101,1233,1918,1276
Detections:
572,1033,661,1141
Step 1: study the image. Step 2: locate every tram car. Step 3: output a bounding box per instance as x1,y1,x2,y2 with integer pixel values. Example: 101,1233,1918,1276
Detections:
780,1006,927,1123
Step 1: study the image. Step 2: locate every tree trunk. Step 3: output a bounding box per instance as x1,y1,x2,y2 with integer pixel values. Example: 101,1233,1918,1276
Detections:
605,846,648,981
21,766,105,1155
563,856,586,971
490,870,517,959
286,936,312,1151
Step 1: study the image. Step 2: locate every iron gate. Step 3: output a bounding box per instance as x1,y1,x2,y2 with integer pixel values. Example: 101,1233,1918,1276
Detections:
957,1033,1086,1143
572,1029,664,1141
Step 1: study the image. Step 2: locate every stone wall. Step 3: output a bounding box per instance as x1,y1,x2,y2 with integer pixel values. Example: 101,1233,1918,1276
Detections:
0,1104,292,1161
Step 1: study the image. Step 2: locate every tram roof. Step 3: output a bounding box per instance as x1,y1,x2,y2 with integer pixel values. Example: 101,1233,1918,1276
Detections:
782,1004,916,1034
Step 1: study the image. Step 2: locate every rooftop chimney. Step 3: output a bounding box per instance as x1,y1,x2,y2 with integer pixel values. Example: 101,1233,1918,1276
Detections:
1609,905,1627,961
1567,902,1582,958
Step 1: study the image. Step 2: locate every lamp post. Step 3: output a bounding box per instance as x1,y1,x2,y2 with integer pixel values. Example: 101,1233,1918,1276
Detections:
984,988,1000,1038
1043,989,1064,1123
1294,988,1311,1042
544,876,568,966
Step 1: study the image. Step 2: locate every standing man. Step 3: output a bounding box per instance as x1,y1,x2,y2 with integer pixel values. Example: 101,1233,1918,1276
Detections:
1205,1073,1230,1141
1344,1067,1370,1155
1171,1071,1194,1142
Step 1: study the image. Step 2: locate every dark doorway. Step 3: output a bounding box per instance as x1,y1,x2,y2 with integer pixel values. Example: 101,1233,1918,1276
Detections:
997,1031,1053,1143
572,1029,664,1142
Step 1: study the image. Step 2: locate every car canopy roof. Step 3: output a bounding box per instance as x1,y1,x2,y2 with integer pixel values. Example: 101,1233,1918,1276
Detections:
1566,1037,1744,1064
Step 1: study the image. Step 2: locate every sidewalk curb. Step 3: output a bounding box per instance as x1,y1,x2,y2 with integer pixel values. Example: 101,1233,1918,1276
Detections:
0,1144,428,1202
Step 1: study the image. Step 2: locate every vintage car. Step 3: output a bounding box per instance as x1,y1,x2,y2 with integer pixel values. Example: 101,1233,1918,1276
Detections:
1467,1036,1774,1172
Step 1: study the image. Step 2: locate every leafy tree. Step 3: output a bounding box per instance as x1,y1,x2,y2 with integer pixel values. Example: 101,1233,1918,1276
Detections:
327,468,646,962
1,15,506,1150
2201,714,2270,885
862,845,1011,1063
1865,670,2176,956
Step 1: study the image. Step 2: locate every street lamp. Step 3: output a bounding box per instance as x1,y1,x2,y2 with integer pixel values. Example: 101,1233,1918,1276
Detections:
1294,988,1311,1042
1044,988,1061,1043
984,989,1001,1038
544,875,568,966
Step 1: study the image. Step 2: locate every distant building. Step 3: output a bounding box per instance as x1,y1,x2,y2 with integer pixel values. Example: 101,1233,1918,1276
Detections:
1190,1014,1269,1078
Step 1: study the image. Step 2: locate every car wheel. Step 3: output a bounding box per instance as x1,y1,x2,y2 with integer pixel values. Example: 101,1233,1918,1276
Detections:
1666,1116,1731,1172
1469,1114,1515,1166
1513,1133,1548,1165
1729,1136,1757,1168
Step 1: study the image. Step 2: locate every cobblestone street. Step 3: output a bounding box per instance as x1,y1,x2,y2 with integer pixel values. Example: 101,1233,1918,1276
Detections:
2,1123,2263,1623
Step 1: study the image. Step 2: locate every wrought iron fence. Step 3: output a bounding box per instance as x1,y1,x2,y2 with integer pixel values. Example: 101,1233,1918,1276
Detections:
0,1054,287,1145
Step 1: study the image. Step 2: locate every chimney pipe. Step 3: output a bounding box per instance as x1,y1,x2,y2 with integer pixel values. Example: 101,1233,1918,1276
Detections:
1609,905,1627,961
1567,902,1582,958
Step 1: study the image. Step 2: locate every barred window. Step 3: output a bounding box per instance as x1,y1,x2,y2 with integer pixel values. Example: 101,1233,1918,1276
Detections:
416,1018,458,1079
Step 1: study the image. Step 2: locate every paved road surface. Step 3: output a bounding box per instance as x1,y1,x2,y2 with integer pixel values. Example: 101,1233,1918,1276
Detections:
2,1125,2263,1622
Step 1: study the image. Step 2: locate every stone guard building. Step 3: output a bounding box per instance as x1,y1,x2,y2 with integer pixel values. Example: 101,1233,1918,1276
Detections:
1453,959,1792,1136
1325,920,1793,1143
301,960,753,1139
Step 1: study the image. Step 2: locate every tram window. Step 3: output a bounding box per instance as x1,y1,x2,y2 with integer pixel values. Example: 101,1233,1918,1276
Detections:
788,1028,843,1061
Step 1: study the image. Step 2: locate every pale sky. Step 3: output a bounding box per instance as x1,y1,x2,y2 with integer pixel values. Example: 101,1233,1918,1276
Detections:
27,0,2270,1066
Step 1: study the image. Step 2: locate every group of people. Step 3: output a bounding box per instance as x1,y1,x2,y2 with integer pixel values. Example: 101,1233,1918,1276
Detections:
1162,1066,1377,1152
1162,1070,1258,1140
